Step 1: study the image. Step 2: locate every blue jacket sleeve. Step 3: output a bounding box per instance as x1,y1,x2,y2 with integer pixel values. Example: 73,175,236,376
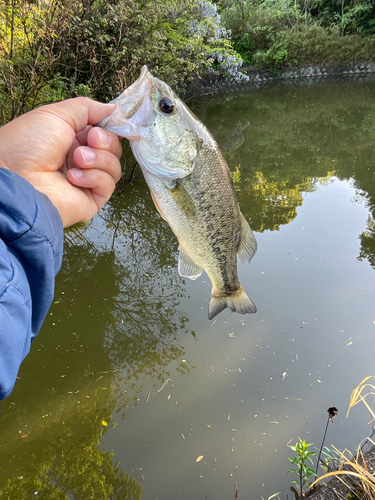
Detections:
0,168,63,399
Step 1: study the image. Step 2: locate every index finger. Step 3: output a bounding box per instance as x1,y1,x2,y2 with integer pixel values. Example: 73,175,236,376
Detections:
87,127,123,160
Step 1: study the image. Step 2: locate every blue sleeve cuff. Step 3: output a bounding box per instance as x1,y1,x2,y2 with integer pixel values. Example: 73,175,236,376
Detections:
0,168,64,399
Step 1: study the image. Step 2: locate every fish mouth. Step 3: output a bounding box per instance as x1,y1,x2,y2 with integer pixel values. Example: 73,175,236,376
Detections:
97,65,154,137
121,65,151,102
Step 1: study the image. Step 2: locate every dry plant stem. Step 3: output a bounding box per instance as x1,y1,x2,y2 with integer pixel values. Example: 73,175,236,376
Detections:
316,415,330,475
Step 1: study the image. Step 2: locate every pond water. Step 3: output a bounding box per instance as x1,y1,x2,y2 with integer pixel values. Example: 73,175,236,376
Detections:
1,75,375,499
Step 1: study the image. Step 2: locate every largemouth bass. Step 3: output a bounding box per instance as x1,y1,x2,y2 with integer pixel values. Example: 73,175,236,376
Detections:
98,66,257,320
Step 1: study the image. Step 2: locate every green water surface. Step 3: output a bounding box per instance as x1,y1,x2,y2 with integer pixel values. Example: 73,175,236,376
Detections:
1,75,375,499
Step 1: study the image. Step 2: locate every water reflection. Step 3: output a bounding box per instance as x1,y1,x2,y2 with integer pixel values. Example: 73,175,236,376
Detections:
1,76,375,499
97,179,194,399
0,174,195,497
0,383,142,499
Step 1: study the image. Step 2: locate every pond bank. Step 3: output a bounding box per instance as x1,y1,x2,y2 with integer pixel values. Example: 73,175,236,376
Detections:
187,61,375,95
306,446,375,500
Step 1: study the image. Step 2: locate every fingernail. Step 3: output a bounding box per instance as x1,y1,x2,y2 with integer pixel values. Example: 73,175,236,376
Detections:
81,147,96,164
97,128,110,146
70,168,84,179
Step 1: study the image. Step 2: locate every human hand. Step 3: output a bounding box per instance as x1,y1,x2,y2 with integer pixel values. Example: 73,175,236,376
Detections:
0,97,123,227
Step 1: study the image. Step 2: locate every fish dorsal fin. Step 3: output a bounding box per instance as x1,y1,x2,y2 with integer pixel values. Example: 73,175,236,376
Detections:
238,213,257,264
178,246,203,280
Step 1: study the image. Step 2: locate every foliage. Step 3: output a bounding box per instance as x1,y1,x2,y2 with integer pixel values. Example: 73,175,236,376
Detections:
316,445,341,472
0,0,79,121
53,0,246,99
254,24,375,70
287,438,316,496
217,0,375,71
0,0,245,122
318,0,375,36
232,33,256,65
220,0,302,54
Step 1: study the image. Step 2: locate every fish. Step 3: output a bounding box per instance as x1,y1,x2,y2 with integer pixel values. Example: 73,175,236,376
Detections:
98,66,257,320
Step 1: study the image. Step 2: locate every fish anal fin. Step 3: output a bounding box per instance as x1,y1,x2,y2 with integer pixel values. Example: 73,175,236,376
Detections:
208,285,257,320
238,213,257,264
178,246,203,280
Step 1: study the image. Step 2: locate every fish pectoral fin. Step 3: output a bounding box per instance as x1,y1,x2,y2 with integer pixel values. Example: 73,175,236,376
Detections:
167,183,196,218
178,246,203,280
237,213,258,264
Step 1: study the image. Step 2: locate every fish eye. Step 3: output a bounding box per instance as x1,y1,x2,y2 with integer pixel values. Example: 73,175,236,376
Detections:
159,97,174,114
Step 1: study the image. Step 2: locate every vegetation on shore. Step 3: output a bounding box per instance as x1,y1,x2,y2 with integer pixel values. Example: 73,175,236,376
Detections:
1,0,375,122
284,377,375,500
219,0,375,69
0,0,242,121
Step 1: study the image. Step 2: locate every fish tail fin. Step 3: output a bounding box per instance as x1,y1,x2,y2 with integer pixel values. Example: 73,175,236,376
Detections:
208,286,257,320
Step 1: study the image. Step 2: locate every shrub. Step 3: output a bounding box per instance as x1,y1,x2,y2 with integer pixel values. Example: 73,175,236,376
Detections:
0,0,244,122
253,24,375,70
0,0,78,120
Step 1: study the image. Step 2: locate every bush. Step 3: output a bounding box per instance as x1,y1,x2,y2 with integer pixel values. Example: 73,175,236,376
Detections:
220,0,301,56
253,24,375,70
218,0,375,70
0,0,79,121
232,33,256,65
0,0,245,122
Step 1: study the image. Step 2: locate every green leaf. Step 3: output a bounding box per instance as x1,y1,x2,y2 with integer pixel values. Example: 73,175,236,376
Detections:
304,467,317,477
287,468,297,475
290,486,299,500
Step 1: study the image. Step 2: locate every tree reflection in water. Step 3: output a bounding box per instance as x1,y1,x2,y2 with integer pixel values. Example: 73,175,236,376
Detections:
0,172,194,499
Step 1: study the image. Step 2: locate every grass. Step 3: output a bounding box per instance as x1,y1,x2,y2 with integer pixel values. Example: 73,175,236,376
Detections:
347,376,375,423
